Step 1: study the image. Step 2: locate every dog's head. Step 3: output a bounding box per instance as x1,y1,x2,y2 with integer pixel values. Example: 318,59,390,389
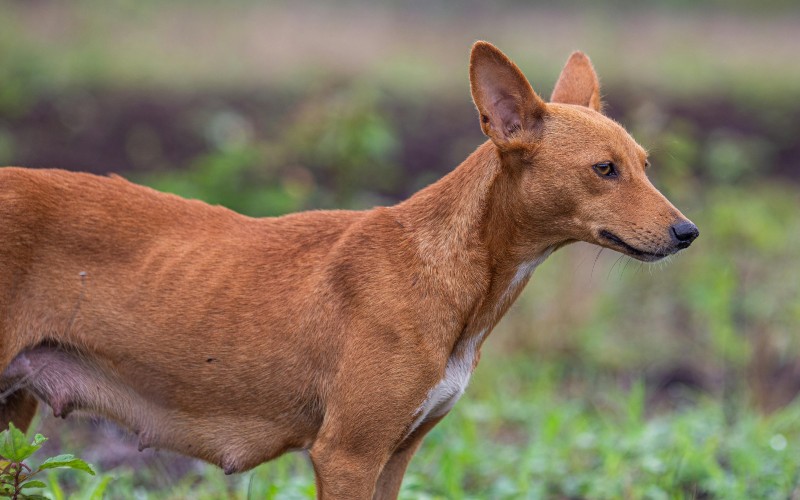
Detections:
470,42,698,261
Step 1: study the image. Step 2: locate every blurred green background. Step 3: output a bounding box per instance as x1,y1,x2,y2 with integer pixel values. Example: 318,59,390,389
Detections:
2,0,800,498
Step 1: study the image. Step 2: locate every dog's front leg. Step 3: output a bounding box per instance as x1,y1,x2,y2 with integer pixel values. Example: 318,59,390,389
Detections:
309,398,408,500
310,398,420,499
372,414,444,500
308,350,438,499
310,437,387,500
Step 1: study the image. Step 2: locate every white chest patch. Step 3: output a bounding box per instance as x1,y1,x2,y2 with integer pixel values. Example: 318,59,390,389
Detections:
407,248,554,437
495,247,554,316
407,330,486,436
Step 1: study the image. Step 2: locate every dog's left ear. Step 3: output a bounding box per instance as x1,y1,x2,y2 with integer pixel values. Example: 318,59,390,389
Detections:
550,51,602,112
470,41,546,150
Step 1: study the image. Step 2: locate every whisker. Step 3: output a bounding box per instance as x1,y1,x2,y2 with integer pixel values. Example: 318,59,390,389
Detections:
591,248,604,279
607,254,624,280
621,256,633,279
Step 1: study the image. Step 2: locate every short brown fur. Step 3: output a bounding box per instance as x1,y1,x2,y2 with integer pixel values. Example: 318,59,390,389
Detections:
0,42,696,498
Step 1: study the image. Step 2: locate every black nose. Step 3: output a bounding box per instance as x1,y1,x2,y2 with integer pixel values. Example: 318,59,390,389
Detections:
671,220,699,248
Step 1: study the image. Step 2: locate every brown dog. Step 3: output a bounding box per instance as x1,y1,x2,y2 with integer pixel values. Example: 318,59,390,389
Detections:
0,42,697,498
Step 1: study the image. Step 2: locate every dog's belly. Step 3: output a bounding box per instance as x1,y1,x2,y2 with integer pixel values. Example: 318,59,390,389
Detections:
0,345,312,473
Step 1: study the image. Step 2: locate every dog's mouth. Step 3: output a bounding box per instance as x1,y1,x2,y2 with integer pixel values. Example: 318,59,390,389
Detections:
599,230,672,262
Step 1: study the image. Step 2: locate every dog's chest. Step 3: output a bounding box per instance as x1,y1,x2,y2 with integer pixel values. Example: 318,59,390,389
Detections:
408,333,483,435
407,254,553,436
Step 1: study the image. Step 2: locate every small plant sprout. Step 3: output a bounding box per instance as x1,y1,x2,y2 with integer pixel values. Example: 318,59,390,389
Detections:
0,423,95,500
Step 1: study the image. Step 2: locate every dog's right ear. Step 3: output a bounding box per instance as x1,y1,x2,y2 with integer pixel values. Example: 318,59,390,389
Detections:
470,41,546,150
550,51,602,112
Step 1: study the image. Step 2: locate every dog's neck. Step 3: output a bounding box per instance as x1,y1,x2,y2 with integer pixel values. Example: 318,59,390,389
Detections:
393,140,557,348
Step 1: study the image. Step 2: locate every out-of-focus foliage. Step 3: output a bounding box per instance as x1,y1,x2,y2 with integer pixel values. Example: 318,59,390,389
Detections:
142,85,399,213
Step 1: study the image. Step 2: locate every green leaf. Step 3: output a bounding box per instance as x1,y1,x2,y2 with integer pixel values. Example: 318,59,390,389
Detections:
19,480,47,489
87,475,112,500
31,435,45,448
47,472,64,500
0,423,44,462
39,454,95,475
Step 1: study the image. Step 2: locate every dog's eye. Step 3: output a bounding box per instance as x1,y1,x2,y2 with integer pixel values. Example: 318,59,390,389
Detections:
593,162,617,178
645,160,651,169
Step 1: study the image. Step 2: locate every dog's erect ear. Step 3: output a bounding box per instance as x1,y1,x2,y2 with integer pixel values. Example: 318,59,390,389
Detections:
470,41,546,148
550,51,602,112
